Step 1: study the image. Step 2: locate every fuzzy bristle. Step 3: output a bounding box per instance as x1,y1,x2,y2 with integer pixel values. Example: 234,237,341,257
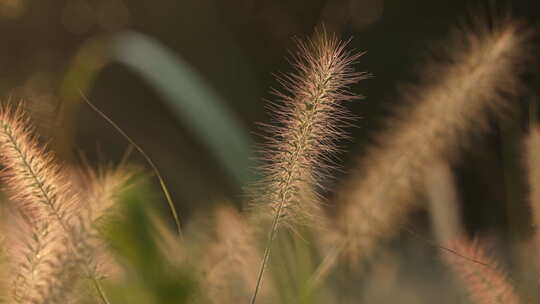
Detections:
0,105,79,225
252,29,366,229
0,104,114,303
7,211,70,304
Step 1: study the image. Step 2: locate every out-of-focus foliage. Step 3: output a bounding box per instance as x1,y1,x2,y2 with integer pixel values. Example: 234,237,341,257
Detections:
104,178,196,304
110,31,254,185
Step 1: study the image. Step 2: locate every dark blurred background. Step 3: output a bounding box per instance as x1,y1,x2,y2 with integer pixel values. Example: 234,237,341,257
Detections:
1,0,539,239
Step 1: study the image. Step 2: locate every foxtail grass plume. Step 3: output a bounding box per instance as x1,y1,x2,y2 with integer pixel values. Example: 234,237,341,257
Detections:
0,104,81,303
6,210,71,303
252,29,366,229
331,17,531,266
0,105,79,224
249,29,366,304
0,104,111,303
443,238,520,304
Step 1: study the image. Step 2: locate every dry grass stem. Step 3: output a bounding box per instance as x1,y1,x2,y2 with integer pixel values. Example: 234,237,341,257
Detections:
526,125,540,257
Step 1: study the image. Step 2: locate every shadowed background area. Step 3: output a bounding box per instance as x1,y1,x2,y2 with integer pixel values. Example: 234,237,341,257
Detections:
1,0,539,240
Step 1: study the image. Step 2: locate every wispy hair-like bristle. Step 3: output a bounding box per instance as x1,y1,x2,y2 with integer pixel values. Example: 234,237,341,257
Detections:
0,104,82,303
249,29,366,304
0,104,112,303
251,29,367,229
0,104,79,224
7,211,70,304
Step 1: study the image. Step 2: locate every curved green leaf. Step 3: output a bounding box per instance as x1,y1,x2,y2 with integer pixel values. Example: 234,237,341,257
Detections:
110,31,253,185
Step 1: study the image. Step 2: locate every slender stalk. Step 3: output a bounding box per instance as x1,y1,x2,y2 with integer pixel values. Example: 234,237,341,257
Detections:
250,197,285,304
92,276,112,304
80,92,183,239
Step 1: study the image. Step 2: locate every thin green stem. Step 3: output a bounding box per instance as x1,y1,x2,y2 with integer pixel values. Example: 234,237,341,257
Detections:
80,91,183,240
250,198,285,304
91,276,111,304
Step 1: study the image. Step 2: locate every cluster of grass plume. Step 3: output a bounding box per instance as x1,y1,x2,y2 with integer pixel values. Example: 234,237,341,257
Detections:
2,9,540,304
0,104,135,303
